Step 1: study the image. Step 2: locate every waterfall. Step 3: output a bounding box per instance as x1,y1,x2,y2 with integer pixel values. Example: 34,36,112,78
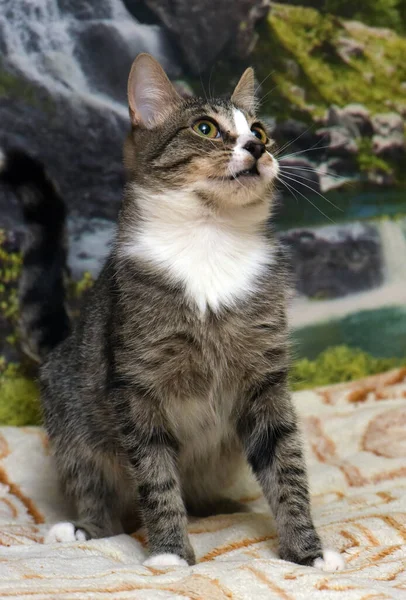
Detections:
376,218,406,284
0,0,180,117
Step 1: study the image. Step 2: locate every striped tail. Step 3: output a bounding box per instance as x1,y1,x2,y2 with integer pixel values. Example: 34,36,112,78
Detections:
0,148,71,362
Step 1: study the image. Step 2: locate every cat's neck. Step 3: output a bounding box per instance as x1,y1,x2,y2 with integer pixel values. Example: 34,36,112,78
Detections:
119,186,274,314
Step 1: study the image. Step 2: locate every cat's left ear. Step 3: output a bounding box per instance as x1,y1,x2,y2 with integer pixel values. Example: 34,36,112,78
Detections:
231,67,257,114
128,53,181,128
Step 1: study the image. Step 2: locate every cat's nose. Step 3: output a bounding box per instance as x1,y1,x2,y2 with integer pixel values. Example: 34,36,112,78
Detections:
243,139,265,160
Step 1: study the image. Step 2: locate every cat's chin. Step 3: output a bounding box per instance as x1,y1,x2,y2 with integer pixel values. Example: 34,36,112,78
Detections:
202,170,276,207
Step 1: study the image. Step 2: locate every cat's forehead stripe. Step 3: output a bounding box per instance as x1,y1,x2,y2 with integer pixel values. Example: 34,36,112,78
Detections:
233,109,251,136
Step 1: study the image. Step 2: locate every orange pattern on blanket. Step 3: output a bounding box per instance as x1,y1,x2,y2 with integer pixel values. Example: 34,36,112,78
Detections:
0,367,405,599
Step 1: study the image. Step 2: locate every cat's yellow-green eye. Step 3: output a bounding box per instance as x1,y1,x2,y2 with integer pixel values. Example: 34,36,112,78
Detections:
251,126,267,144
193,120,220,139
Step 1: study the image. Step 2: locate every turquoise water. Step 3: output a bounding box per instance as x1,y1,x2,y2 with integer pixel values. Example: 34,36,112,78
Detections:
275,189,406,230
293,306,406,360
280,188,406,361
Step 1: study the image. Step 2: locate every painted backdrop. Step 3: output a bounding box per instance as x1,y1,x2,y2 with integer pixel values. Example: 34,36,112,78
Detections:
0,0,405,422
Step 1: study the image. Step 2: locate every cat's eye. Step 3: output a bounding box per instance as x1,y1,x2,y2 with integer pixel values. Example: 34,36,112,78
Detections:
193,120,220,139
251,126,267,144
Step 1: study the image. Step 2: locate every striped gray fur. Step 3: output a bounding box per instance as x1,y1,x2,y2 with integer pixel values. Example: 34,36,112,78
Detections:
5,54,338,568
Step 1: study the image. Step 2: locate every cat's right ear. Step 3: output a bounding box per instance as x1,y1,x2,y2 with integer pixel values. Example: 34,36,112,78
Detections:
128,53,181,129
231,67,257,114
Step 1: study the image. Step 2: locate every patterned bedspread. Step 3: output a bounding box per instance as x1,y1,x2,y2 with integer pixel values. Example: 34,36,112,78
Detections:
0,368,405,599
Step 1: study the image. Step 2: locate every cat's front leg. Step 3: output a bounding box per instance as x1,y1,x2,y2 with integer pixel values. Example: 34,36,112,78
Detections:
122,419,195,566
237,370,344,571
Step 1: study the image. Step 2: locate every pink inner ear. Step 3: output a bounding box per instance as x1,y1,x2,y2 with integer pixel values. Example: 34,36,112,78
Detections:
231,67,256,115
128,54,181,128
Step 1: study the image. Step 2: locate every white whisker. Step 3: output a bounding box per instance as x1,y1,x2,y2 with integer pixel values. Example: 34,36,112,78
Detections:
279,165,345,180
279,172,343,212
255,70,276,95
273,124,318,157
276,175,336,224
278,142,331,160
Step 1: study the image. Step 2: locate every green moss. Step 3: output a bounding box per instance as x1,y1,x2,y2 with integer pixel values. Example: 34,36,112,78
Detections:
250,3,406,119
0,232,22,326
357,138,393,175
0,361,41,426
291,345,405,390
71,271,94,298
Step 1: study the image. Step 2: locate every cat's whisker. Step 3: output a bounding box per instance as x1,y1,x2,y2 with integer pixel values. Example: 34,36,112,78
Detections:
258,83,280,106
273,124,318,158
279,166,346,183
278,141,331,160
276,173,301,205
208,65,215,101
255,70,276,95
280,165,345,180
276,174,336,223
279,172,343,212
199,73,210,104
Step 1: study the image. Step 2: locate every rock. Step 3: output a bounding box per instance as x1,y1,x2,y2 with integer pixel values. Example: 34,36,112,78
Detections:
372,134,405,160
371,113,405,159
366,169,396,187
278,157,320,195
0,92,127,222
288,84,305,102
316,126,359,157
0,0,183,224
137,0,270,73
280,222,383,299
317,158,356,192
372,112,404,136
73,20,181,103
282,58,300,80
325,105,360,138
342,104,373,137
272,119,323,157
336,36,365,63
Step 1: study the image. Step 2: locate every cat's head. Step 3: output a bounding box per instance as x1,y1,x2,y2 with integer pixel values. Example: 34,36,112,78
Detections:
123,54,278,212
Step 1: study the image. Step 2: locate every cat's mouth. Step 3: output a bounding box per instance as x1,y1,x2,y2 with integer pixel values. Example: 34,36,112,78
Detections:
229,164,259,180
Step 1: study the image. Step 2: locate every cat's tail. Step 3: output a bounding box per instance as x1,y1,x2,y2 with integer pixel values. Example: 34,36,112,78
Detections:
0,147,71,362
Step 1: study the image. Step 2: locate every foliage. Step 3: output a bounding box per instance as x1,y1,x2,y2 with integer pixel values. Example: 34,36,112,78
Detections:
0,359,41,426
279,0,406,31
0,233,22,325
291,345,405,390
357,138,393,175
250,3,406,119
0,236,94,426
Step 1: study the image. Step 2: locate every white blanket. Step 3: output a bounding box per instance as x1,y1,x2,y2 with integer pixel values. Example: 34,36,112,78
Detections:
0,368,405,599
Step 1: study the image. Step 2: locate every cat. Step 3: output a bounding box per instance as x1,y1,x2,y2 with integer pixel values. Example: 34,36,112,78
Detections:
0,54,344,571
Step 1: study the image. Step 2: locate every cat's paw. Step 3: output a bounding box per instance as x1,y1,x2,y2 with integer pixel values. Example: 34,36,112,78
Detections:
313,549,345,572
143,553,189,568
45,522,88,544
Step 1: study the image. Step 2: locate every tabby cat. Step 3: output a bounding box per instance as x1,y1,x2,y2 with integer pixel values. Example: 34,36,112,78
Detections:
0,54,344,570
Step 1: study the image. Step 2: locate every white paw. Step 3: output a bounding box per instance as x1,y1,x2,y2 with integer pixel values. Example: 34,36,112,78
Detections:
143,553,188,568
313,549,345,572
45,522,88,544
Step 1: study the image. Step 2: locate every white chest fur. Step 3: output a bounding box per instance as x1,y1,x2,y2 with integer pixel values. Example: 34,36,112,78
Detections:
123,189,273,313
